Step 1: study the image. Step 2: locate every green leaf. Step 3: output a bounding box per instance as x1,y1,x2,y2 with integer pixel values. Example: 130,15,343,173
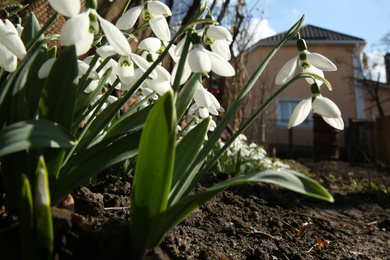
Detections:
102,104,153,141
21,13,43,46
52,131,141,206
0,120,75,158
176,73,201,120
39,45,78,131
130,90,176,254
169,117,210,206
157,169,333,243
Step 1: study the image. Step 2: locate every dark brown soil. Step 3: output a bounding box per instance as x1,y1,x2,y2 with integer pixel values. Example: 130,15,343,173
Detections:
3,159,390,259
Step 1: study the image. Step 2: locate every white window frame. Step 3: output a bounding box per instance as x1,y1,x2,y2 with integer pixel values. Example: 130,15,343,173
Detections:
275,97,313,129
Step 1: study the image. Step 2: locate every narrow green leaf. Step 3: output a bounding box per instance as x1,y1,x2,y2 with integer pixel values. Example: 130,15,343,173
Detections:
157,169,333,244
52,131,141,206
39,45,78,131
102,104,153,141
169,117,210,206
0,120,75,158
130,90,176,253
21,13,43,46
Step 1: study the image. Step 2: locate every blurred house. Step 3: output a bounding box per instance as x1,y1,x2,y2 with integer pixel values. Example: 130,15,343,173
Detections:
242,24,387,159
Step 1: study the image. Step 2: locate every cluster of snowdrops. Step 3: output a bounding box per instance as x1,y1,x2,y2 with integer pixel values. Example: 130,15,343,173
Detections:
0,0,340,259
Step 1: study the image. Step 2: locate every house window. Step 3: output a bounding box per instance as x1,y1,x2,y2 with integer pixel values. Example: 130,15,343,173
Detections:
276,98,313,129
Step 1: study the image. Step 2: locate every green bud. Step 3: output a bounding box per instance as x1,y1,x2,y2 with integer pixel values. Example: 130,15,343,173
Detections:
311,83,321,95
297,38,307,51
190,33,202,45
86,0,98,10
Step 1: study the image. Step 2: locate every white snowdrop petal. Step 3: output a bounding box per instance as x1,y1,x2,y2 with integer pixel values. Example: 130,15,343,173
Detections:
149,15,171,41
38,58,56,79
210,39,231,60
207,50,235,77
0,45,17,72
138,37,161,53
275,55,298,85
0,20,26,60
84,80,99,93
287,98,312,128
154,65,171,82
60,13,90,46
97,14,131,56
323,116,344,130
146,79,171,96
303,66,324,86
207,25,232,41
199,107,209,118
188,47,211,73
148,1,172,16
208,106,219,116
171,60,192,85
188,103,199,116
48,0,80,17
194,86,211,107
96,45,117,59
77,60,99,79
130,53,158,79
307,52,337,71
74,32,94,56
116,5,143,30
312,96,341,118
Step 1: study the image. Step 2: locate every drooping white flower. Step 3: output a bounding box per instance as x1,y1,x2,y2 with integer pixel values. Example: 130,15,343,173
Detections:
171,35,235,85
288,94,344,130
204,25,232,60
0,19,27,72
116,1,172,41
193,85,222,118
60,9,131,56
275,38,337,86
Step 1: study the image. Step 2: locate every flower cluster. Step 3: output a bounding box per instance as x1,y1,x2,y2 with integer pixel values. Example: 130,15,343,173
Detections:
213,134,290,174
42,0,234,134
275,37,344,130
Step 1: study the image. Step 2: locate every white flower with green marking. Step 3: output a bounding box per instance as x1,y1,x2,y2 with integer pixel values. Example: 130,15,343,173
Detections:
116,0,172,41
275,38,337,86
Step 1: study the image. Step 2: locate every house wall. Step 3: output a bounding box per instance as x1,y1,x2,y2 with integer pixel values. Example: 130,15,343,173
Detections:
243,42,359,155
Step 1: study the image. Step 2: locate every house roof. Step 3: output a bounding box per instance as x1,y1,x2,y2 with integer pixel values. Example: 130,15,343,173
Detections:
248,24,366,52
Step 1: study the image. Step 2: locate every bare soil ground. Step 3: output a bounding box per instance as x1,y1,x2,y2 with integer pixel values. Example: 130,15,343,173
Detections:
2,159,390,259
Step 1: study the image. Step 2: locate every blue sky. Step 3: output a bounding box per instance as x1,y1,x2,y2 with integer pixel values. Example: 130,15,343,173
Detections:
254,0,390,53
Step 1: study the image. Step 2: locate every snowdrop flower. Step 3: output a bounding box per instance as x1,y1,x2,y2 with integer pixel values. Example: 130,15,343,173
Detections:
288,92,344,130
96,45,156,86
172,33,235,85
0,19,27,72
116,0,172,41
275,37,337,86
203,25,232,60
50,0,131,57
193,85,223,118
